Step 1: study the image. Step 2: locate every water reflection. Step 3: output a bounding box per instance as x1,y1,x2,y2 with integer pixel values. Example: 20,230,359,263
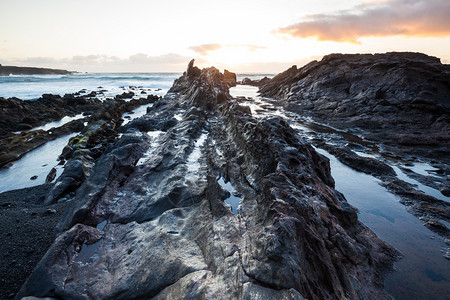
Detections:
0,133,78,193
316,147,450,300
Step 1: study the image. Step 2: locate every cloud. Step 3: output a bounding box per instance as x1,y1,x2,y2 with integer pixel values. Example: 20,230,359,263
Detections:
189,44,266,55
2,53,198,72
276,0,450,43
189,44,223,56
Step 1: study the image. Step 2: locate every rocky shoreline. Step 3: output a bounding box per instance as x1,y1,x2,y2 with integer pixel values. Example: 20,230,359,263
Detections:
0,88,160,298
0,92,159,169
246,52,450,240
257,52,450,162
1,61,398,299
1,53,448,299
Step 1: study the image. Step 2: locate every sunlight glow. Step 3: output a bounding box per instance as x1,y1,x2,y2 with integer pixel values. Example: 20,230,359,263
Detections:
0,0,449,72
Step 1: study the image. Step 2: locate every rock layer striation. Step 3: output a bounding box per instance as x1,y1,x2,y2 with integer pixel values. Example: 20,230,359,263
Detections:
18,63,397,299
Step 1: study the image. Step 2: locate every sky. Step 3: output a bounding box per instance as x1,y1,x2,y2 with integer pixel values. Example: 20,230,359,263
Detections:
0,0,449,73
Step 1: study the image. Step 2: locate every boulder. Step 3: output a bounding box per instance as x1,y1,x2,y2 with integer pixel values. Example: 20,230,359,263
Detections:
223,69,237,87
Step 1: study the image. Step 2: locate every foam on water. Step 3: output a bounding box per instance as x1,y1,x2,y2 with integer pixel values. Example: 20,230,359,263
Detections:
0,73,181,100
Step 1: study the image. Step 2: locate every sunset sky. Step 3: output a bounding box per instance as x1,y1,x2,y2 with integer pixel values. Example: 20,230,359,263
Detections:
1,0,449,72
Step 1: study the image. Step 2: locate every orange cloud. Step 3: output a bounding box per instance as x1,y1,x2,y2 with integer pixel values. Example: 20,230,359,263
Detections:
276,0,450,43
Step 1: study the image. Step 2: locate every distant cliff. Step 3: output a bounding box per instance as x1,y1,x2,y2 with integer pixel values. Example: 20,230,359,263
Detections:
0,64,72,75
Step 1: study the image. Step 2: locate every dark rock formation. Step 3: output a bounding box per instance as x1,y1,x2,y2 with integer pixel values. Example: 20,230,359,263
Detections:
241,76,270,86
186,58,201,78
224,69,237,87
18,61,397,299
0,65,72,76
259,52,450,162
0,94,158,169
44,96,159,204
318,143,396,177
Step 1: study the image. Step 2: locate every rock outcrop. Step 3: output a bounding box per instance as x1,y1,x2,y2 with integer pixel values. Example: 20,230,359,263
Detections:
224,69,237,87
18,62,397,299
259,52,450,161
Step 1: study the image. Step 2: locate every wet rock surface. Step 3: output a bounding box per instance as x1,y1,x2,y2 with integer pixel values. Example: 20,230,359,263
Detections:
255,52,450,240
0,93,159,169
16,62,397,299
259,52,450,162
0,90,160,298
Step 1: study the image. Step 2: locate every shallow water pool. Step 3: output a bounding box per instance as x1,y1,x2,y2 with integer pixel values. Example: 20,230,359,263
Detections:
0,133,78,193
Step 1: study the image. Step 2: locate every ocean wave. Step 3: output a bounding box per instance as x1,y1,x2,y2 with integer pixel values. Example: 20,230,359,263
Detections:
4,74,69,79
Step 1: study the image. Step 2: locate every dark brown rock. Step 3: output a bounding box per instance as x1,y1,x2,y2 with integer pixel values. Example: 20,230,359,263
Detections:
259,52,450,162
223,69,237,87
45,168,57,184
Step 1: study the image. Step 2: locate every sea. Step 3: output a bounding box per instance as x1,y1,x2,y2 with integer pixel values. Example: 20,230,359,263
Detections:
0,73,272,100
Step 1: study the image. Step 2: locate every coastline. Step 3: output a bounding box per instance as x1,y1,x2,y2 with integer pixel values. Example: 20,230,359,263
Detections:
0,54,449,299
0,65,72,76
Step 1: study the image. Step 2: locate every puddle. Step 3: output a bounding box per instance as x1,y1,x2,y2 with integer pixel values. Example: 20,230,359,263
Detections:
353,150,378,159
13,114,86,134
392,166,449,203
315,147,450,300
409,162,442,177
96,220,107,231
218,177,241,214
31,114,85,132
229,85,259,99
74,239,102,265
0,133,78,193
121,103,153,126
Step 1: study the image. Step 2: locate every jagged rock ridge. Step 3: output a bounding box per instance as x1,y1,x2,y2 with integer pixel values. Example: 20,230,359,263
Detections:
259,52,450,161
18,62,397,299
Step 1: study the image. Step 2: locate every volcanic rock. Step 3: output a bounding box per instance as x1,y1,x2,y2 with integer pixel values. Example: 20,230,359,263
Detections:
259,52,450,162
18,61,398,299
224,69,237,87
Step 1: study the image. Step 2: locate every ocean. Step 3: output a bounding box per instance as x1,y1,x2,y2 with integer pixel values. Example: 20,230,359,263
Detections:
0,73,273,100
